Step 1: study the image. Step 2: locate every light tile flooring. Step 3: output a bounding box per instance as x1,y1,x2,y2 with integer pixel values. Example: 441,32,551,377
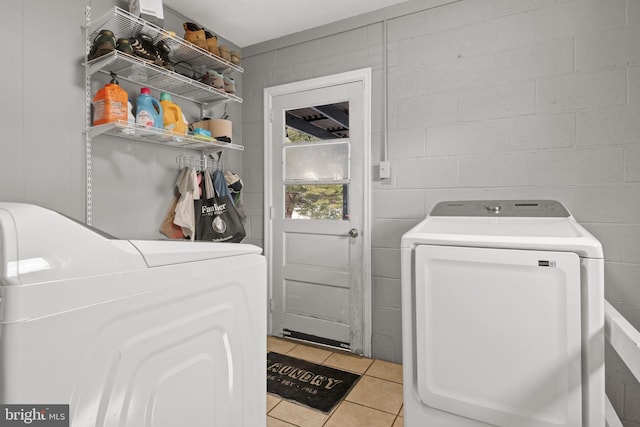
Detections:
267,336,404,427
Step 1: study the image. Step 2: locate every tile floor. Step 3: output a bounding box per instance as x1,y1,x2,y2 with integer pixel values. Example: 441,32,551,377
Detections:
267,336,404,427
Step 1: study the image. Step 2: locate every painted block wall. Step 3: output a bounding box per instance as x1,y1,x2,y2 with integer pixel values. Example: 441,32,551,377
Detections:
241,0,640,420
2,0,639,420
0,0,88,221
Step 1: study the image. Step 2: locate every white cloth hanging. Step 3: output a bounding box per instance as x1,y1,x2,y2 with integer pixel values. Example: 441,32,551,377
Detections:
174,166,196,240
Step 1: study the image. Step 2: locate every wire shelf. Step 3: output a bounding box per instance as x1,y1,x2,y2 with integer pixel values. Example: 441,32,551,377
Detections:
88,121,243,152
86,51,241,104
85,6,242,105
87,6,243,74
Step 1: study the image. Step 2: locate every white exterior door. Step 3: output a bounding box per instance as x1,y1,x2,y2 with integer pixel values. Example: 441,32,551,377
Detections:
264,70,371,355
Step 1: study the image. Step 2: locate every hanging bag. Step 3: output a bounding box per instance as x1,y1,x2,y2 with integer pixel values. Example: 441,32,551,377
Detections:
195,169,246,243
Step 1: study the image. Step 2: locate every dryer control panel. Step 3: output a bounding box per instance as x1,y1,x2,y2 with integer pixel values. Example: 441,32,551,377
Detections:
429,200,570,217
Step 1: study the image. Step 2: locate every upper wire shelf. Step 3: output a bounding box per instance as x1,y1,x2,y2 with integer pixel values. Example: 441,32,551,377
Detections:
85,6,242,105
87,6,243,74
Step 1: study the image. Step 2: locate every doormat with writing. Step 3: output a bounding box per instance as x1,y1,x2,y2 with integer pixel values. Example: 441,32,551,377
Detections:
267,352,361,413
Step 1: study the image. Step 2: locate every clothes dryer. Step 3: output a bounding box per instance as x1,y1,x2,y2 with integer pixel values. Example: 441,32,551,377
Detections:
0,203,266,427
401,200,604,427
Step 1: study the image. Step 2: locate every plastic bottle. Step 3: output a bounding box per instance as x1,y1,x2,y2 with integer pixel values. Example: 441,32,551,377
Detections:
135,87,162,128
92,73,128,126
160,92,186,134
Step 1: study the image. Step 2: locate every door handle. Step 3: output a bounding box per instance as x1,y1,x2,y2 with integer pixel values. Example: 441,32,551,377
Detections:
348,228,359,238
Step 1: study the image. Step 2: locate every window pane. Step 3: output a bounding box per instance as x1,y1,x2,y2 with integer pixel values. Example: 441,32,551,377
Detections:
285,184,349,220
285,101,349,143
284,141,350,182
286,127,320,143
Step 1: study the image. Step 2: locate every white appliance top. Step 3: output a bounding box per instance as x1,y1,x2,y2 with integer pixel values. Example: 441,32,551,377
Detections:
429,199,570,217
129,240,261,267
0,203,261,285
402,200,603,258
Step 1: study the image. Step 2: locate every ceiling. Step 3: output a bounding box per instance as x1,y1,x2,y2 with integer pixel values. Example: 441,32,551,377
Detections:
163,0,412,48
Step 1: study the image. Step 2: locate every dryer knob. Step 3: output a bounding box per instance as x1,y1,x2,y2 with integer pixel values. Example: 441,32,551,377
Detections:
486,204,502,214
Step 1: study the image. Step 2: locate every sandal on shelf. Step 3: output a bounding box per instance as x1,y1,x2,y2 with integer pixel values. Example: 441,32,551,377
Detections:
88,29,116,60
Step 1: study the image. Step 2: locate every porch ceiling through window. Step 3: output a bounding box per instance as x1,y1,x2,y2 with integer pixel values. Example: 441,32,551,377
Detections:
285,101,349,139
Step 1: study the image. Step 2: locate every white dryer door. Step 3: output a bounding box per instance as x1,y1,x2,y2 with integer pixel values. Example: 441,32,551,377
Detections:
415,245,582,427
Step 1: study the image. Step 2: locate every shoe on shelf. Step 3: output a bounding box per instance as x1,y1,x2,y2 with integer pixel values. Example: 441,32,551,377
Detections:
207,69,224,89
88,29,116,60
128,36,156,62
155,39,174,71
116,38,134,56
204,30,219,55
138,33,164,66
219,44,231,62
230,51,241,66
183,22,208,50
223,75,235,94
128,34,165,68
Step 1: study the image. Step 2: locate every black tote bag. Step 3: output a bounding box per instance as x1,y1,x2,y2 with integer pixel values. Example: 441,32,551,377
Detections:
195,171,246,243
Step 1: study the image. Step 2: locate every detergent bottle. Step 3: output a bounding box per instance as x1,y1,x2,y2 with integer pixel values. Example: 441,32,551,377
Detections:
160,92,186,134
92,72,128,126
136,87,162,128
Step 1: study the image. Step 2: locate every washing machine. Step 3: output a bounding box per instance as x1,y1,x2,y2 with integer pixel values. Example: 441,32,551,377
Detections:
0,203,266,427
401,200,604,427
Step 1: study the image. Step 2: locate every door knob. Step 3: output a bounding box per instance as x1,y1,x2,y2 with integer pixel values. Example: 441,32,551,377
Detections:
349,228,359,238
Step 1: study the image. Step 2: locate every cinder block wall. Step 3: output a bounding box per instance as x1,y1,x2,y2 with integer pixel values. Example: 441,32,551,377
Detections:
243,0,640,420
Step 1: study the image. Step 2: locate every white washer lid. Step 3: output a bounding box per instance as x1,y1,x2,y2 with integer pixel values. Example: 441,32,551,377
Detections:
402,200,603,258
129,240,262,267
0,203,147,286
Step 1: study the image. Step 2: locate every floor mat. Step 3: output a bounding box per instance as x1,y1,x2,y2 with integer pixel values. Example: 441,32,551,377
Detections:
267,351,361,413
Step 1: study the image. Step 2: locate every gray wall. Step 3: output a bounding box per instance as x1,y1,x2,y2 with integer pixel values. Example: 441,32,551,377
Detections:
241,0,640,421
0,0,88,221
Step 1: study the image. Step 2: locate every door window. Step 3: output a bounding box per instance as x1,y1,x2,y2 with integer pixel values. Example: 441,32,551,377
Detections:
282,102,350,220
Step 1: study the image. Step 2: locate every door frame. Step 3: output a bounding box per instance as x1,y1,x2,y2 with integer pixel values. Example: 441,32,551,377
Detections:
263,68,372,356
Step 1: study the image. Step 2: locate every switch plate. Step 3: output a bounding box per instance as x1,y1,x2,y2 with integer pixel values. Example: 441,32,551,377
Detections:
379,161,391,179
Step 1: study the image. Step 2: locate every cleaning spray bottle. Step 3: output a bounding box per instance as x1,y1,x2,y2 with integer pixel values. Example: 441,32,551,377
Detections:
92,72,128,126
136,87,162,128
160,92,186,134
